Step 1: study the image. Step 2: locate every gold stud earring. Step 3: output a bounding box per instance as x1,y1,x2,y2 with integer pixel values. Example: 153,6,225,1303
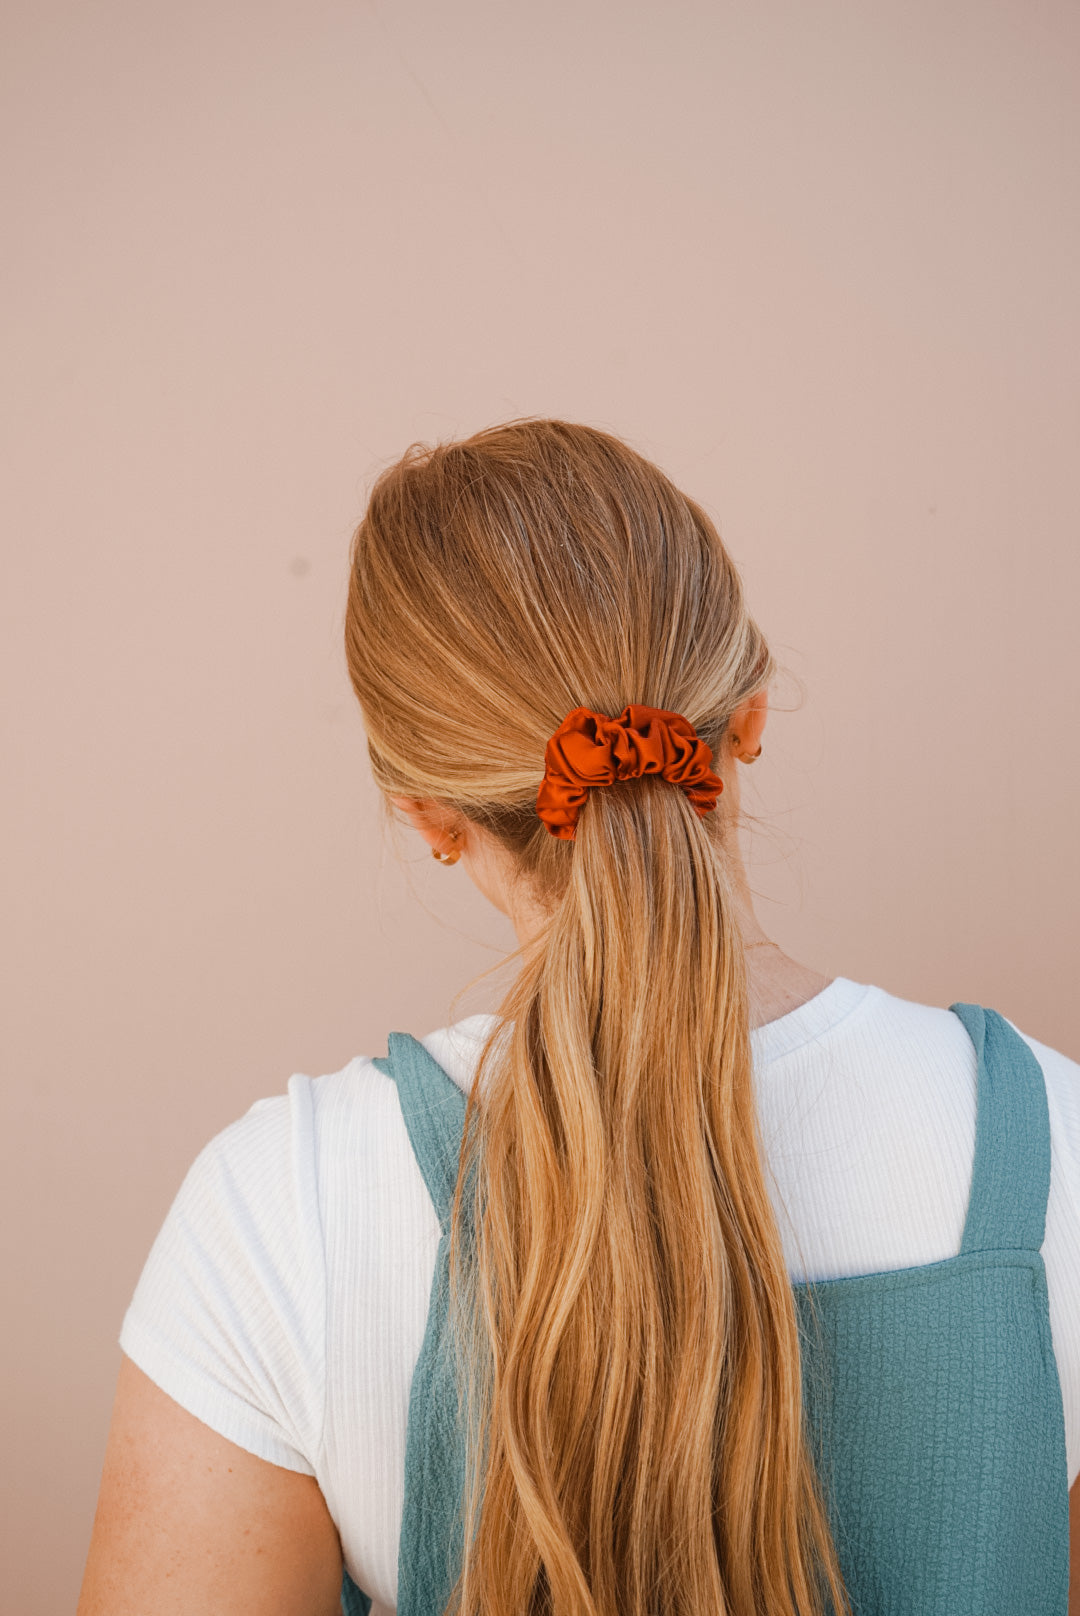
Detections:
432,830,461,865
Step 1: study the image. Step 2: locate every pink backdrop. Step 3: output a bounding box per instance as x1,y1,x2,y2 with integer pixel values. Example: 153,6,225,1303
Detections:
2,3,1078,1609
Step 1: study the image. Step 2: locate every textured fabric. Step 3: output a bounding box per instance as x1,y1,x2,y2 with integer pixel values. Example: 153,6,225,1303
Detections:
343,1004,1070,1616
371,1039,472,1616
117,977,1080,1610
792,1003,1069,1614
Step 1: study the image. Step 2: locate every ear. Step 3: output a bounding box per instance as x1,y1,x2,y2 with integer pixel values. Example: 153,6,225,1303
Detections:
386,795,459,851
727,687,768,758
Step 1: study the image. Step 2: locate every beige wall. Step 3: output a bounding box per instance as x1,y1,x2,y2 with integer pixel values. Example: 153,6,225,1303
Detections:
3,2,1078,1608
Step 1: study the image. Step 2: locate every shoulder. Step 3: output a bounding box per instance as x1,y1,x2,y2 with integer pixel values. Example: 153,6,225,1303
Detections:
118,1033,477,1478
164,1058,382,1250
860,984,1080,1164
1001,1014,1080,1110
413,1011,503,1095
178,1013,499,1233
998,1013,1080,1207
833,979,1079,1101
309,1015,502,1221
848,981,1080,1262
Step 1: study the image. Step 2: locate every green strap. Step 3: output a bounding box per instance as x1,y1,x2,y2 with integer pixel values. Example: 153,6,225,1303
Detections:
949,1003,1051,1255
372,1033,468,1234
373,1034,475,1616
340,1036,468,1616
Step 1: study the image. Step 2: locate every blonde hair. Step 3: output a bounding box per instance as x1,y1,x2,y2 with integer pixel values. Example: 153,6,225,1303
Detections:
345,419,848,1616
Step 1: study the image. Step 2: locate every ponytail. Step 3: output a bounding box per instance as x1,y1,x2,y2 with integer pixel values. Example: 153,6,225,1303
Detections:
345,418,848,1616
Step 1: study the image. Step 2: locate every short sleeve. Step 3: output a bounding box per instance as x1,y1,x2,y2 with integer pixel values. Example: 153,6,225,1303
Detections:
119,1074,326,1475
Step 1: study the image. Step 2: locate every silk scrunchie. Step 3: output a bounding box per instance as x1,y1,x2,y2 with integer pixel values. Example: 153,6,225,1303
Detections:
535,703,724,840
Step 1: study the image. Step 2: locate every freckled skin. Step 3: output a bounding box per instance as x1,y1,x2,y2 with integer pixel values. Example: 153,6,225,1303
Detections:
77,1357,343,1615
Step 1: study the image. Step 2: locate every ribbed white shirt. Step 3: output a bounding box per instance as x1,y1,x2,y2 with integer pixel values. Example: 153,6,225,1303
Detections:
120,977,1080,1612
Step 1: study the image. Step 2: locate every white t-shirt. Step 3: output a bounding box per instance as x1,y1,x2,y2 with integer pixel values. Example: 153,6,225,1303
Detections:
120,977,1080,1613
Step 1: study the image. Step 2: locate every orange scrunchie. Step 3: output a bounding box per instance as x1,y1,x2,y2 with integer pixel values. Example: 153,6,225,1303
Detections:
536,703,724,840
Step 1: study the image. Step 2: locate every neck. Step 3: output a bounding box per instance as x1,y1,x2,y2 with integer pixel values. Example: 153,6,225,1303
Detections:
509,841,833,1033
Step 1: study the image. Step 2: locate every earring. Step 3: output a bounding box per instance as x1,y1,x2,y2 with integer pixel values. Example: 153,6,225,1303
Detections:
730,734,763,762
432,829,461,865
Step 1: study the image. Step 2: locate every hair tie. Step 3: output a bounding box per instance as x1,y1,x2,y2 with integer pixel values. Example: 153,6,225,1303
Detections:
536,703,724,840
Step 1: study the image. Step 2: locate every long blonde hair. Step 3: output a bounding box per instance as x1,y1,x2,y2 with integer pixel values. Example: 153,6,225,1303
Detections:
344,419,848,1616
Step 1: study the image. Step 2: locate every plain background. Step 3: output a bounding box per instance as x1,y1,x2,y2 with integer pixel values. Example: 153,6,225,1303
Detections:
2,2,1078,1610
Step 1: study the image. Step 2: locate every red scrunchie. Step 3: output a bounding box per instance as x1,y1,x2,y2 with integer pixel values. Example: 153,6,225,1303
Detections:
536,703,724,840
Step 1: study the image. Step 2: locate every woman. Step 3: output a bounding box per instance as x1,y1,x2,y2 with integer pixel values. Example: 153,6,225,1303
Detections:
79,419,1080,1615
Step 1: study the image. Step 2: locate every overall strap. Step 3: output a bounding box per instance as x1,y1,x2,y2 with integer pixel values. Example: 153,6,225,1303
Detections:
372,1032,468,1235
949,1002,1051,1255
371,1033,473,1616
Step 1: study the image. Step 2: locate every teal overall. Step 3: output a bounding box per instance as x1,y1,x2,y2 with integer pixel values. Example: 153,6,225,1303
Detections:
341,1003,1071,1615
